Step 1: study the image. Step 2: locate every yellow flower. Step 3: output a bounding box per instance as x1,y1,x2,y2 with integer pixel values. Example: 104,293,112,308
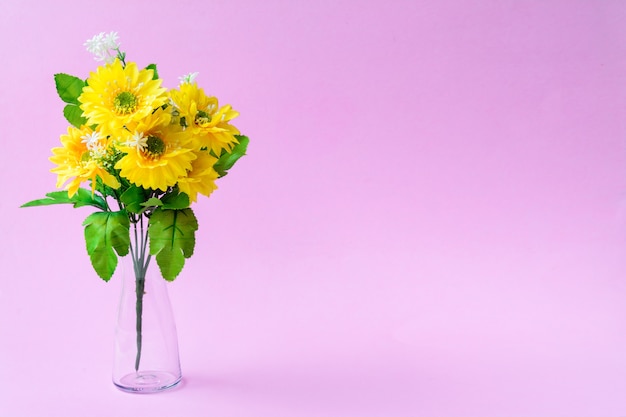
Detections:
50,126,120,197
79,59,167,136
115,110,196,191
177,150,219,203
169,82,240,155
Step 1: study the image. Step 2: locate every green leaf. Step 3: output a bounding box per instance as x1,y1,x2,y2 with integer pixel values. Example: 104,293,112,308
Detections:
141,197,163,208
213,135,249,177
145,64,159,80
138,190,190,211
63,104,87,128
161,190,190,209
21,189,107,211
149,208,198,281
94,175,119,200
54,73,85,105
83,211,130,281
120,186,148,214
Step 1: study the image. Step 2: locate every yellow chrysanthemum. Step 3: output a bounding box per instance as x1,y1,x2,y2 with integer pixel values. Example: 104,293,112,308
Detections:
115,110,196,191
50,126,121,197
177,151,219,203
79,59,167,136
169,82,240,155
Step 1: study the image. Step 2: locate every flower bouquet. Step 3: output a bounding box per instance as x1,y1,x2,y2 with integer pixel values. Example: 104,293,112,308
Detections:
22,32,248,392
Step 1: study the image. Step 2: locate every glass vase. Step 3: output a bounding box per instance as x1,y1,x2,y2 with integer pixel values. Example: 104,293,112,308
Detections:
112,253,182,393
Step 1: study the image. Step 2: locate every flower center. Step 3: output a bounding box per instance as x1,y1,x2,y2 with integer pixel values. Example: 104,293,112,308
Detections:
113,91,138,114
194,110,212,126
144,135,166,158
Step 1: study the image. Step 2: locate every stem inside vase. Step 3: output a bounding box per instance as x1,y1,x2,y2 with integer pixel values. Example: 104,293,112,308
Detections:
135,274,144,371
130,214,151,372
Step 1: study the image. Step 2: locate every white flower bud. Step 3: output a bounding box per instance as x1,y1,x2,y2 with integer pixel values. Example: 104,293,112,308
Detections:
178,72,199,85
84,31,121,63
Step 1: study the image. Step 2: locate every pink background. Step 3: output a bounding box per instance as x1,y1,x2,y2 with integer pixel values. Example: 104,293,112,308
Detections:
2,0,626,415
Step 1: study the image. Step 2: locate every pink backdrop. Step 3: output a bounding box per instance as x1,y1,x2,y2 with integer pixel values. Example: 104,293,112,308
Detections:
2,0,626,415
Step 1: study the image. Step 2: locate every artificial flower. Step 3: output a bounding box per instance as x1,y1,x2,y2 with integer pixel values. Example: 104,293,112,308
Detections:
169,81,240,155
50,125,120,197
79,59,167,136
114,109,196,191
176,150,219,203
24,32,250,388
25,31,248,282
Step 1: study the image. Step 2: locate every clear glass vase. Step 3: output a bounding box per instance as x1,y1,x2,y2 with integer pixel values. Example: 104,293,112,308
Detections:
112,253,182,393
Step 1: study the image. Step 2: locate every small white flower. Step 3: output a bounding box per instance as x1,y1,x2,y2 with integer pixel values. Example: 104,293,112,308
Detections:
124,132,148,150
102,32,120,50
84,33,104,55
81,131,102,150
84,31,121,63
89,146,107,160
178,72,199,85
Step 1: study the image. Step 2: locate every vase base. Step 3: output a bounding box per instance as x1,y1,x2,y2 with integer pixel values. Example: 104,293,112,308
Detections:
114,371,181,393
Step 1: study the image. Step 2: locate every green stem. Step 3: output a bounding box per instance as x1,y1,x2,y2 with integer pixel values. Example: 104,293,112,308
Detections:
131,214,151,372
135,273,145,371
